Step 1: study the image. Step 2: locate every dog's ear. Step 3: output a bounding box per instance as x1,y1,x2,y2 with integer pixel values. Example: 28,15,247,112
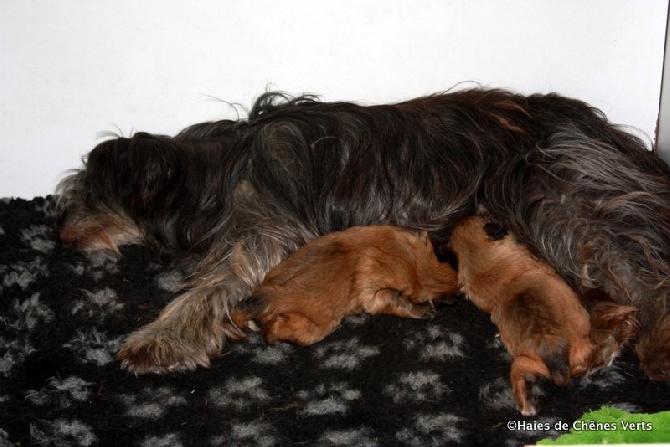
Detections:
85,133,184,206
484,222,507,240
589,302,638,330
443,250,459,271
125,133,185,204
428,233,457,268
432,242,458,270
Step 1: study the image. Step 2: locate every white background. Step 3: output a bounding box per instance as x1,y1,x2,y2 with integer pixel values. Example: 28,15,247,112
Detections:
1,0,668,198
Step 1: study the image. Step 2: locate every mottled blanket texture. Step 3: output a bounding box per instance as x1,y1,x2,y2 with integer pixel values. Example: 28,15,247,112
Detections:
1,197,668,447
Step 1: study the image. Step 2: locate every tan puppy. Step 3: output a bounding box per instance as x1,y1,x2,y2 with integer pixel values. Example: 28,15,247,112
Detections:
450,216,594,416
231,226,458,346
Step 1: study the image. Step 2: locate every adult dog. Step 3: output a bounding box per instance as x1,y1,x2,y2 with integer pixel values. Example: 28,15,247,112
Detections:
56,88,670,378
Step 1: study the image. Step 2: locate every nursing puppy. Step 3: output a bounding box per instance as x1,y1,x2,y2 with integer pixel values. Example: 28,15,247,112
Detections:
449,216,636,416
56,88,670,377
230,226,458,346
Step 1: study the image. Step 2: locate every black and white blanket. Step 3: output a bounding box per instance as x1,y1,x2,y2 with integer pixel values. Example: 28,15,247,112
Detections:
1,197,668,446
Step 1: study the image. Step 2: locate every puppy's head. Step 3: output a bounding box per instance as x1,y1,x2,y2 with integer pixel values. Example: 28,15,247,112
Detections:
449,216,510,261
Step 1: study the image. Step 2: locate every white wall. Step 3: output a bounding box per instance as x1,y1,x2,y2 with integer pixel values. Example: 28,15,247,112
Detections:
1,0,667,198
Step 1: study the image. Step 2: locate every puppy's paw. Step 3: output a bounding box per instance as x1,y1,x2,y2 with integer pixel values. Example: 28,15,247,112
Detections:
225,308,260,340
244,319,262,332
518,402,538,417
262,312,326,346
390,292,437,319
568,339,594,378
510,360,539,416
401,297,438,319
222,321,249,340
414,305,438,319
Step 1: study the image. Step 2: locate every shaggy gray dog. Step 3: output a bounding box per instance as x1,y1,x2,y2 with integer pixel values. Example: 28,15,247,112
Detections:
56,88,670,379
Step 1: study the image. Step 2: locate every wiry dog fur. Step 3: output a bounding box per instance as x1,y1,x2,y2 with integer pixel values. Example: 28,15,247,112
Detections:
228,226,457,346
56,88,670,377
449,216,637,415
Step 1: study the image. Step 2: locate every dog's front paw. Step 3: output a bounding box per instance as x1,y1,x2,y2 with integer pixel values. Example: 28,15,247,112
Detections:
411,304,438,319
116,327,219,374
517,399,538,417
262,312,327,346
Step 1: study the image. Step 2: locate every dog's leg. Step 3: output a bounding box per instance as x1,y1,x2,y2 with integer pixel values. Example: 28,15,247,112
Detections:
262,312,330,346
365,290,437,319
260,291,437,346
116,280,247,374
509,356,550,416
116,234,292,374
581,261,669,380
570,244,669,380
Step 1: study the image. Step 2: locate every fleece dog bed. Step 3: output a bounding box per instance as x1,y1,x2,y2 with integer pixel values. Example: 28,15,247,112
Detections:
1,197,668,446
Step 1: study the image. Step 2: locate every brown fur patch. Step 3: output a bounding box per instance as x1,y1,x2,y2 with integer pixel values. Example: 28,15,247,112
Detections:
230,226,458,345
451,216,594,415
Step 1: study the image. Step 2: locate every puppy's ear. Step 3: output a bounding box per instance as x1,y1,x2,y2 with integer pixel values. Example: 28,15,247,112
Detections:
443,250,459,271
589,302,638,331
417,230,431,245
433,245,458,270
484,222,507,241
